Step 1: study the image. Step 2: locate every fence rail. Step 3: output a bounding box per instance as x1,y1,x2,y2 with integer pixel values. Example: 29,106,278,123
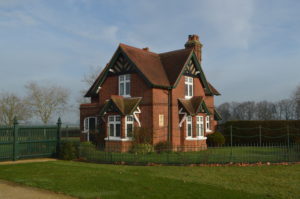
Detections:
0,118,62,161
79,143,300,165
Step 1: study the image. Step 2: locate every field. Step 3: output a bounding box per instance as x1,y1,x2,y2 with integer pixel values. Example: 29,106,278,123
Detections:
0,161,299,199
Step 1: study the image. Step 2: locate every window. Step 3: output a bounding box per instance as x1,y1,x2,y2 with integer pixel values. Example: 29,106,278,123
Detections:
185,76,193,99
196,116,204,137
126,115,134,137
119,74,131,97
206,116,210,131
84,117,97,132
108,115,121,138
186,116,192,137
159,114,164,127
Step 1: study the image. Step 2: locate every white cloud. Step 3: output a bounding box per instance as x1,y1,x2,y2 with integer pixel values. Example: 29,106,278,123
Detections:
0,10,39,27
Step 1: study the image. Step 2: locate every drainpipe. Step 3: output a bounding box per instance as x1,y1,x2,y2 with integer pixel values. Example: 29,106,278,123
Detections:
168,88,172,143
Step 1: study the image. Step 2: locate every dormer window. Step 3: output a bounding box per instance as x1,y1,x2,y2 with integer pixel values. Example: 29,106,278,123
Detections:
185,76,193,99
119,74,130,97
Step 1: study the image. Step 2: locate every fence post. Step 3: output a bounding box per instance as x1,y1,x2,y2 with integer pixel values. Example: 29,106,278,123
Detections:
13,117,19,161
259,125,262,147
230,125,233,162
56,118,62,157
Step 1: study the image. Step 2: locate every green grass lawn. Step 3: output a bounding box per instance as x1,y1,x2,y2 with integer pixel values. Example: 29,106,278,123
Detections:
0,161,299,199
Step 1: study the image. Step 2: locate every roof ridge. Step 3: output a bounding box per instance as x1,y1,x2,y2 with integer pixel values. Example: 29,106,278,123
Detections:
119,43,158,56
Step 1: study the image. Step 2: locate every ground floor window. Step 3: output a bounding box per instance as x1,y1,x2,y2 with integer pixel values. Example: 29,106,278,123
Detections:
126,115,134,137
206,116,210,131
186,116,192,137
108,115,121,137
196,116,204,137
84,117,97,132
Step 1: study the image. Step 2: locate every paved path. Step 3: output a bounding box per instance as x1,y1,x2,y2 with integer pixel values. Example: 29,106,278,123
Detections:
0,180,76,199
0,158,57,165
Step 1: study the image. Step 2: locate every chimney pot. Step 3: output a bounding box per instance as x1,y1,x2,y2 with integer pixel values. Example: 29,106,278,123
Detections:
142,47,149,51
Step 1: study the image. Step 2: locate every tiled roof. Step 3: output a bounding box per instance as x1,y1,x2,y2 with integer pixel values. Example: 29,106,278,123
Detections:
85,43,220,97
99,96,142,116
178,96,211,116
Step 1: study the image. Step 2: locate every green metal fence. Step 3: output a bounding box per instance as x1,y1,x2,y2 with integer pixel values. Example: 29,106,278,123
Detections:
0,118,62,161
79,143,300,165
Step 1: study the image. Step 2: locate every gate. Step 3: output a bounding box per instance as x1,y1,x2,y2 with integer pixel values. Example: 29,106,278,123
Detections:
0,118,61,161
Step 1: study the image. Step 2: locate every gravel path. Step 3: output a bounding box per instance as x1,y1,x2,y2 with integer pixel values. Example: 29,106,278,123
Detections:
0,180,76,199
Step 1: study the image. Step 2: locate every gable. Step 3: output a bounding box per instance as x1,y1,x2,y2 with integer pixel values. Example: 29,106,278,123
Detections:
85,43,219,97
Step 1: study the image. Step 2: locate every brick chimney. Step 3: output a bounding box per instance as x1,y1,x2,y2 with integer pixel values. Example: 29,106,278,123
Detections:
184,34,203,62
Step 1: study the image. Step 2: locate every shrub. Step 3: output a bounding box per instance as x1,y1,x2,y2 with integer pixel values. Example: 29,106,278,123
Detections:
59,142,78,160
132,127,153,144
130,144,154,154
154,141,172,153
79,142,96,157
207,132,225,147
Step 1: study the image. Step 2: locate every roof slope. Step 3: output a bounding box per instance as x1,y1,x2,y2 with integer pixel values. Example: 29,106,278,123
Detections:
178,96,211,116
85,43,220,97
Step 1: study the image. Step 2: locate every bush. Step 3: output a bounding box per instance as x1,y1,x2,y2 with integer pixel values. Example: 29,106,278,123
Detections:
130,144,154,154
154,141,172,153
59,141,79,160
207,132,225,147
79,142,96,157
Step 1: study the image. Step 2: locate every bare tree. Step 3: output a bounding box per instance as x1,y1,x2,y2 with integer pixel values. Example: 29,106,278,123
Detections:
217,102,231,123
25,82,70,124
293,85,300,119
255,101,276,120
275,99,296,120
0,93,31,125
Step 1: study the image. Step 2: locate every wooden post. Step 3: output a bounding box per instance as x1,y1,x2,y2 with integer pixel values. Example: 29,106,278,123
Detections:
13,117,19,161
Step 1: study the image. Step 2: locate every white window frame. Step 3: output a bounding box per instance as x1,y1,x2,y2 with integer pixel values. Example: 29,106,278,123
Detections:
83,117,97,133
108,115,121,138
185,76,193,99
125,115,134,138
119,74,131,97
196,116,204,137
206,116,211,132
186,116,192,138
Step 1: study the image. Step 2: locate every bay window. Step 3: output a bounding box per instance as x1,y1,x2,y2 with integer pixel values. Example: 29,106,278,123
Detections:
196,116,204,137
119,74,131,97
126,115,134,137
206,116,211,131
186,116,192,137
185,76,193,99
108,115,121,138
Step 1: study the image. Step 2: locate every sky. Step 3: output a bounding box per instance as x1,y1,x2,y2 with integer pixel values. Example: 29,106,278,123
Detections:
0,0,300,124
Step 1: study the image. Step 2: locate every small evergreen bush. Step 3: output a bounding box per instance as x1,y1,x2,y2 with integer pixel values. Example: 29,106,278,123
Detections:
154,141,172,153
207,132,225,147
59,142,78,160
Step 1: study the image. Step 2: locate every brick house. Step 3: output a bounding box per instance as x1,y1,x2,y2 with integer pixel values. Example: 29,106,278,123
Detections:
80,34,221,151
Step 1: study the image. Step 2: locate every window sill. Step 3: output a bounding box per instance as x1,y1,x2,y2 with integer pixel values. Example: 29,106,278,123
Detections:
185,137,207,141
185,96,193,99
104,137,133,141
120,95,131,98
206,129,212,133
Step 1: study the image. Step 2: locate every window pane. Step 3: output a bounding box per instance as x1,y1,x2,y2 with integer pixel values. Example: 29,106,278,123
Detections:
109,116,114,122
116,116,120,121
116,124,121,137
185,84,188,96
120,83,124,95
127,116,133,121
189,77,193,83
120,75,124,81
127,124,133,137
196,124,200,136
89,118,96,131
126,82,130,95
109,124,114,136
188,124,192,137
126,74,130,80
200,124,204,136
185,76,188,82
84,118,88,131
187,116,191,122
189,85,193,96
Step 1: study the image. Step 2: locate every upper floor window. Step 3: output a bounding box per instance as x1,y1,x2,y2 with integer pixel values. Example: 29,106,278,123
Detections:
185,76,193,99
206,116,211,131
119,74,131,97
186,116,192,137
196,116,204,137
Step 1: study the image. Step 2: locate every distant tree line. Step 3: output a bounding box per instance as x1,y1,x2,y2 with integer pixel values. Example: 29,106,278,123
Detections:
217,85,300,123
0,81,69,125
